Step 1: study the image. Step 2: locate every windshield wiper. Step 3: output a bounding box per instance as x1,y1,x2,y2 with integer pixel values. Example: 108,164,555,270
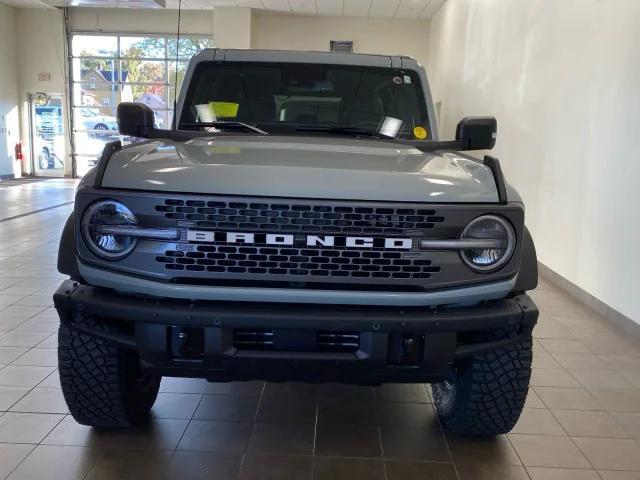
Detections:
295,125,395,140
181,122,269,135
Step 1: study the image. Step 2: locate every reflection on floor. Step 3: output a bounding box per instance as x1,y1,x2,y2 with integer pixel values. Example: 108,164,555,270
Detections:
0,178,77,221
0,179,47,187
0,179,639,479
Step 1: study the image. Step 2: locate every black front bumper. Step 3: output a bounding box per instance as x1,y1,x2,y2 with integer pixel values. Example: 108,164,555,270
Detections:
53,280,538,384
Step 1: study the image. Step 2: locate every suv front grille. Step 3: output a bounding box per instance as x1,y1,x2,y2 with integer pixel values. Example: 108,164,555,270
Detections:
156,245,441,280
79,191,524,294
155,199,445,235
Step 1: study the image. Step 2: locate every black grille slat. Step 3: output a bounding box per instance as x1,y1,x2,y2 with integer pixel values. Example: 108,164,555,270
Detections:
233,330,274,350
156,199,445,234
159,245,441,279
233,330,359,353
317,332,360,352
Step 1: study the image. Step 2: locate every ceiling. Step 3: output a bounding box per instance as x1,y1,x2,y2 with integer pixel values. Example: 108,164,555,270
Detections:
169,0,447,19
0,0,167,7
1,0,445,19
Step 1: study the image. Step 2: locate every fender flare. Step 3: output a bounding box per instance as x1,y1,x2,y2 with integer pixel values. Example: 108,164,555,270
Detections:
514,226,538,292
58,213,81,279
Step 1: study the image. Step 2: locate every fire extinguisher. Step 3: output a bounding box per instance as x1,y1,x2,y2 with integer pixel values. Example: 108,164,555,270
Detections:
14,142,25,177
15,142,23,162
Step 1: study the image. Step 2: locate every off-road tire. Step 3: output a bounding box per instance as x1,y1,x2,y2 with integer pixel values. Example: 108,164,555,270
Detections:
432,327,532,436
58,315,161,428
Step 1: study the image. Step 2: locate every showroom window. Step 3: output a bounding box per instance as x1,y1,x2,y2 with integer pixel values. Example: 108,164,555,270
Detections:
70,33,213,177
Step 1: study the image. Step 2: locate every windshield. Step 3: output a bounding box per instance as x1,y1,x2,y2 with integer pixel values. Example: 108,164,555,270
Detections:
179,62,431,139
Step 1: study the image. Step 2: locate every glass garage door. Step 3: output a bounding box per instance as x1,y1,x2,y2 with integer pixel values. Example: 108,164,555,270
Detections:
70,33,213,177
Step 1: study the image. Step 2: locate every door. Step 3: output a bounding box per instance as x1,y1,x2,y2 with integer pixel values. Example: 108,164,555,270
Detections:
0,113,7,178
30,93,66,177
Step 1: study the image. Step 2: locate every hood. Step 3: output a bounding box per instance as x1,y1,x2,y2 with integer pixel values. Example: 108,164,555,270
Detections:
100,135,499,203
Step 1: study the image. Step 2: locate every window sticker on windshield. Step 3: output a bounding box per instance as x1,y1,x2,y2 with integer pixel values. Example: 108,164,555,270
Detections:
208,102,239,118
392,76,403,85
413,126,428,139
404,75,412,84
210,146,241,154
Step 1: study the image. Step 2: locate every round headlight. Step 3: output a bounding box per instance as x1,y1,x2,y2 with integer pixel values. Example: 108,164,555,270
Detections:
460,215,515,272
82,200,137,260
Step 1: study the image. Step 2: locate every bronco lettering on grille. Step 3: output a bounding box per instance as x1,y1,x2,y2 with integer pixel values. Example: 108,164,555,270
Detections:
186,230,413,250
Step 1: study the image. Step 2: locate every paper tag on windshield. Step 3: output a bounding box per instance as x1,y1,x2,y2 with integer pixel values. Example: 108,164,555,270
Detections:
208,102,239,118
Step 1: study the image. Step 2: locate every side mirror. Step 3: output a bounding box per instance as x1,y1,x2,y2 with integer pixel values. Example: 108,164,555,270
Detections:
456,116,497,150
117,102,156,138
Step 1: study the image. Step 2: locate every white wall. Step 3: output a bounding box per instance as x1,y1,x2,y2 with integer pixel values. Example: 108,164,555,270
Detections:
0,3,21,178
253,12,429,66
68,7,214,35
428,0,640,322
214,7,251,48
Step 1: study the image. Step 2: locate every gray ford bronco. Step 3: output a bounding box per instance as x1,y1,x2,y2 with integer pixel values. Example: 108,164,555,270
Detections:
55,49,538,435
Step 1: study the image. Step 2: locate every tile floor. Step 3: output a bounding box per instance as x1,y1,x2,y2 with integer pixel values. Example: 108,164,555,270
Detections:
0,178,76,221
0,179,639,479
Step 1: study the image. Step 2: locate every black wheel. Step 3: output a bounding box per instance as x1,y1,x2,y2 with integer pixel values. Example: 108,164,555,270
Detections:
38,148,51,170
58,315,160,428
92,123,109,139
432,327,532,436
